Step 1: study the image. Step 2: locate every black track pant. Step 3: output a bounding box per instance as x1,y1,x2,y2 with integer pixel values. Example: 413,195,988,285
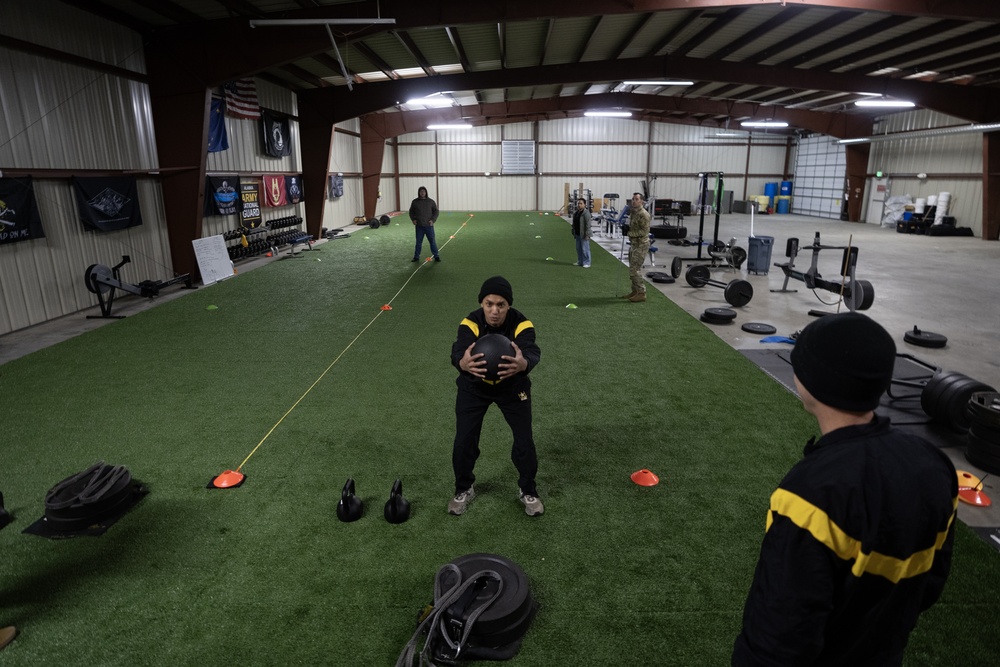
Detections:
453,381,538,497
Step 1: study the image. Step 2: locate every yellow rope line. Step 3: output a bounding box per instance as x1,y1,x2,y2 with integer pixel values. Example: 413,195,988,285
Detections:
234,214,474,473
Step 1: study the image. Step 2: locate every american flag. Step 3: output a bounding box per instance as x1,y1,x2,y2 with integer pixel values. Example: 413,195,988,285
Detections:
223,78,261,120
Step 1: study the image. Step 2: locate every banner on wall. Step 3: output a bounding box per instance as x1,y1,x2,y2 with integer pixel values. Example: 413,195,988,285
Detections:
204,175,239,216
262,174,287,207
0,176,46,246
285,175,303,204
239,178,262,229
207,99,229,152
72,176,143,232
328,173,344,199
260,111,292,157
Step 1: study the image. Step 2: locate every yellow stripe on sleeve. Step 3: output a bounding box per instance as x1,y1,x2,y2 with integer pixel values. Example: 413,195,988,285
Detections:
514,320,534,338
461,318,479,337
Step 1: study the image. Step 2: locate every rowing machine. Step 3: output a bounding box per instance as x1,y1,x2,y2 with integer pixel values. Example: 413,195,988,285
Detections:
84,255,194,319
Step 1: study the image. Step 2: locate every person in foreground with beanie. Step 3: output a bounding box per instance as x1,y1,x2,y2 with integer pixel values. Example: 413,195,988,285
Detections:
449,276,543,516
733,313,957,666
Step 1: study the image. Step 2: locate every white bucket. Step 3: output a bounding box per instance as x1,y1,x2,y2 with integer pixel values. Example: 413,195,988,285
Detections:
935,192,951,224
927,195,938,206
915,198,926,214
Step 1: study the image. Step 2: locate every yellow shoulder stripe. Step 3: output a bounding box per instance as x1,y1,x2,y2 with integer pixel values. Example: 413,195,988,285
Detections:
514,320,534,338
769,488,956,583
461,318,479,338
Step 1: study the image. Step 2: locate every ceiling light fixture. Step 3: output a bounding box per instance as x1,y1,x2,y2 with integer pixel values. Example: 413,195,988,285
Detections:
427,123,471,130
621,80,694,86
407,96,453,107
741,121,788,128
855,99,916,108
585,111,632,118
834,122,1000,145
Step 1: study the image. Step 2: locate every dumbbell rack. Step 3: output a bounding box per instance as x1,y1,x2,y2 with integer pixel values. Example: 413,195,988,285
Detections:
223,215,305,262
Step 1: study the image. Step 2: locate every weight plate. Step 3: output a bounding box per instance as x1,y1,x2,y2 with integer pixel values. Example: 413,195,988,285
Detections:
741,322,777,335
968,392,1000,429
700,313,734,325
443,553,533,645
857,279,875,310
731,246,747,269
84,264,114,295
704,307,737,321
670,256,683,279
966,441,1000,476
368,218,380,228
942,377,993,432
686,264,710,288
724,279,754,307
970,420,1000,445
903,326,947,349
646,271,675,284
379,214,390,226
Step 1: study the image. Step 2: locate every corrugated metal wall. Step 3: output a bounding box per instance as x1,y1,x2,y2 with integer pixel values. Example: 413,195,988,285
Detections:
866,110,983,234
1,0,170,335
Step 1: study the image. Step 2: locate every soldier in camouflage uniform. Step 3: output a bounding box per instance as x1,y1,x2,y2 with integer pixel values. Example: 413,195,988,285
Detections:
624,192,651,302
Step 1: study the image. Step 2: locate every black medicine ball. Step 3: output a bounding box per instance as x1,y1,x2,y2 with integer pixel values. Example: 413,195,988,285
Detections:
473,334,514,381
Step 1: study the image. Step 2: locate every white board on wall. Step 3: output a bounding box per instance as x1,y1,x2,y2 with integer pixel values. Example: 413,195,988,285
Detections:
192,235,235,286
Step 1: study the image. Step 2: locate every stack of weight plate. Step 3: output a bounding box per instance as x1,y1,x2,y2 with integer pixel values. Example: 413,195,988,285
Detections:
966,392,1000,474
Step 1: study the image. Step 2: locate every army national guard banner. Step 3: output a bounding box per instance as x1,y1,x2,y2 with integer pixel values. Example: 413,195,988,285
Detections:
239,178,263,229
0,176,46,246
72,176,143,232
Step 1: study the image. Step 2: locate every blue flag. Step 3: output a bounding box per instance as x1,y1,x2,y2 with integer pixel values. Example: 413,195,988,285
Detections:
208,99,229,152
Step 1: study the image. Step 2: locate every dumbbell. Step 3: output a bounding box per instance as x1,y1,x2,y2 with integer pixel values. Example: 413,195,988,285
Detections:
684,265,754,307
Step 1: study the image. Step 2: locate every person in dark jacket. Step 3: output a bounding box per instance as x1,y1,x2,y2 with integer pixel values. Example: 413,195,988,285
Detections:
572,198,592,268
733,313,957,666
408,186,440,262
449,276,543,516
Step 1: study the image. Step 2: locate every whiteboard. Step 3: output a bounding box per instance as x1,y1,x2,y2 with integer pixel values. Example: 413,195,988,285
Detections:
191,235,235,286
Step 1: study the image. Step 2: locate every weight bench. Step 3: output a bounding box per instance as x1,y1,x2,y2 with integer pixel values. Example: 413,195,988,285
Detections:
287,234,315,256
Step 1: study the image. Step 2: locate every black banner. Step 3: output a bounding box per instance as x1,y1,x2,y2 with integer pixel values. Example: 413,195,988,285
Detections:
72,176,142,232
204,175,239,216
0,176,46,246
328,173,343,199
285,175,303,204
239,178,262,229
260,111,292,157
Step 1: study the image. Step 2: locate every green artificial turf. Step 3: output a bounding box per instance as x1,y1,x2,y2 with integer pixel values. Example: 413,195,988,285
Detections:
1,211,998,665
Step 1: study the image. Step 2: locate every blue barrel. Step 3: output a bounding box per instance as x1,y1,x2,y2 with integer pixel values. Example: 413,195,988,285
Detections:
780,180,793,196
776,197,790,214
764,183,779,199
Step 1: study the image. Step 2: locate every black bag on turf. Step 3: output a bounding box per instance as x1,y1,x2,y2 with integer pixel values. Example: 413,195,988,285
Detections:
44,461,133,531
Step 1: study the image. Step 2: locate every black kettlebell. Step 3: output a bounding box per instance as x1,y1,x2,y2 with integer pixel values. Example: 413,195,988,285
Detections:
336,478,363,522
383,479,411,524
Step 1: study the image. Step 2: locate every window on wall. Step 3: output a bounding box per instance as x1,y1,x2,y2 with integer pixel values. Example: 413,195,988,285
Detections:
501,140,535,174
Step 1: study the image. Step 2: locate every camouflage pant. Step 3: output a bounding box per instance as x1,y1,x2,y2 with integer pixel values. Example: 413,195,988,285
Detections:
628,238,650,293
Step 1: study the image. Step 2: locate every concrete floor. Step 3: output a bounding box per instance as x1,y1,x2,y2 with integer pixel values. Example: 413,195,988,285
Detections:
3,213,1000,539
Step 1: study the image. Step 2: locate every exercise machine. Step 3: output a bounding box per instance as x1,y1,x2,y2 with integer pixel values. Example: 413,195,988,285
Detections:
83,255,194,319
670,171,745,271
770,232,874,312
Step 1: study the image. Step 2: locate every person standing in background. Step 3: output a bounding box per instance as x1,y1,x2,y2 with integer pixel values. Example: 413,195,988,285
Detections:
409,186,440,262
572,198,592,268
624,192,650,302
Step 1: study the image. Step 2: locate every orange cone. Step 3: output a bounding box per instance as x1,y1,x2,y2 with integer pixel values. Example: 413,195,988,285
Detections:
210,469,245,489
631,469,659,486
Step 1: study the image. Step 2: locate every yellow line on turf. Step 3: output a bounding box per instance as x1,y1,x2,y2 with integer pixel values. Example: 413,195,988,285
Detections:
234,214,475,474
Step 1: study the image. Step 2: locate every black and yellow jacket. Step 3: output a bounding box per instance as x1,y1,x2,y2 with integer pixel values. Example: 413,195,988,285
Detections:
733,415,957,666
450,307,539,394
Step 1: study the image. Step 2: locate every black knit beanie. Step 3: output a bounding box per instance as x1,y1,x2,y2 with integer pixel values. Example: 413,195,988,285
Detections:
478,276,513,306
791,313,896,412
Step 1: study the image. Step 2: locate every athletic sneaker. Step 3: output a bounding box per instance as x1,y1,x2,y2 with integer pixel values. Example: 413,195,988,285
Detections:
519,491,544,516
582,264,591,268
448,487,476,515
434,256,441,262
573,262,581,266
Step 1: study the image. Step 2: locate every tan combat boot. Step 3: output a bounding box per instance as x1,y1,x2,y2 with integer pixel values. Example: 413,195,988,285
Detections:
628,291,646,302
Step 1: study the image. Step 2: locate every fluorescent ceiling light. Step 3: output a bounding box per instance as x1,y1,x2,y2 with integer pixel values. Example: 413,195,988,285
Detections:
741,121,788,128
834,122,1000,144
713,131,747,137
585,111,632,118
427,123,471,130
621,80,694,86
406,96,453,107
854,99,916,108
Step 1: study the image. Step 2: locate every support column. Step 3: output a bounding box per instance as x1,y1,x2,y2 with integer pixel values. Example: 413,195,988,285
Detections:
146,55,210,280
297,91,337,239
844,144,871,222
360,115,388,220
983,131,1000,241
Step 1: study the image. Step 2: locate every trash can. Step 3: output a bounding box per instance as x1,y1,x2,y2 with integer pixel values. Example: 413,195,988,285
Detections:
747,236,774,275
